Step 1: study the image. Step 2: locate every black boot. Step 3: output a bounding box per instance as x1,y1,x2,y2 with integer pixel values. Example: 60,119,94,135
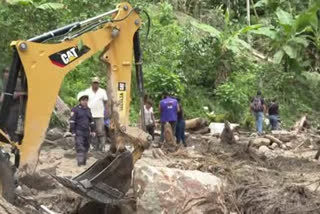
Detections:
77,153,85,166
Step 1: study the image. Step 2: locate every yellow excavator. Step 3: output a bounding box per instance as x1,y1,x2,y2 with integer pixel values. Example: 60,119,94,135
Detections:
0,2,150,205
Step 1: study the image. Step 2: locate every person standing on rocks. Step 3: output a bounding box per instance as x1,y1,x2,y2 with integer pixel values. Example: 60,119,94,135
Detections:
159,92,179,143
175,98,186,147
140,99,156,141
85,77,108,151
70,91,95,166
268,98,279,130
250,91,266,135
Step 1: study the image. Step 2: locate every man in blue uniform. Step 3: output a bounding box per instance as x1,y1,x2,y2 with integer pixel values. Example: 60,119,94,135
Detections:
70,91,95,166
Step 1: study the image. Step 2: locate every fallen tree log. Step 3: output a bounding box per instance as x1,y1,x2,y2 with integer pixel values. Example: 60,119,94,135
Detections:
185,118,207,131
0,197,24,214
194,127,210,135
294,141,307,151
248,138,271,148
293,115,310,133
264,134,286,149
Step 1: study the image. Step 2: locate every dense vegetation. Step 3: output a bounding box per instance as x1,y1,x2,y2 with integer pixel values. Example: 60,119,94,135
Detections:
1,0,319,129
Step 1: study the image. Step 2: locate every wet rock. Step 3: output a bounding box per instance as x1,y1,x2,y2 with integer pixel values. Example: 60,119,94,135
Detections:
42,139,57,148
259,145,270,154
270,143,278,150
21,185,32,196
133,162,223,214
19,172,56,191
46,128,64,141
120,202,136,214
286,142,293,149
78,201,106,214
234,135,240,141
57,137,75,150
30,188,37,195
250,138,271,147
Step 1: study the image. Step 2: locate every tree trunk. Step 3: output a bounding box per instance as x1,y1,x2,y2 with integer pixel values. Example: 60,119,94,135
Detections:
185,118,207,131
221,121,236,144
293,115,308,133
246,0,251,26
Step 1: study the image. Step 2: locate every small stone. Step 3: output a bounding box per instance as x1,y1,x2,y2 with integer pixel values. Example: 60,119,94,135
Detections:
270,143,278,149
286,142,293,149
22,185,32,196
234,135,240,141
259,145,270,154
58,137,75,150
14,185,22,195
31,188,37,195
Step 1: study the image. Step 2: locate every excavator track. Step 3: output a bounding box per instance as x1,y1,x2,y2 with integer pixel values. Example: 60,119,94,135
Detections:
53,150,133,204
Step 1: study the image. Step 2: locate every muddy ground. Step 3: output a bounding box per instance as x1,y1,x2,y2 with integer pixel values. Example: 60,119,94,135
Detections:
12,129,320,214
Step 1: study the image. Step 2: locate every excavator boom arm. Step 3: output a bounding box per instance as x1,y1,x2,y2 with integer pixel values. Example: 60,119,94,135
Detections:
0,2,146,171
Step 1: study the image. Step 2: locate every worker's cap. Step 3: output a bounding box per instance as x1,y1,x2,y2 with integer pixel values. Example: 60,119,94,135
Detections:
77,91,89,101
91,77,100,83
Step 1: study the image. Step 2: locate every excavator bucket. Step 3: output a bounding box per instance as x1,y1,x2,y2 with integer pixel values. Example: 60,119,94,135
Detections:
53,151,133,204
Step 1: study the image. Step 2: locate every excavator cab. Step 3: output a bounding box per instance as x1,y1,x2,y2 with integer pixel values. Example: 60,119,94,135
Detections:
0,2,149,204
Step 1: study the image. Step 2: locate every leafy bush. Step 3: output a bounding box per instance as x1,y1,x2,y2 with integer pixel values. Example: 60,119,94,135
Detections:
1,0,319,129
144,66,184,102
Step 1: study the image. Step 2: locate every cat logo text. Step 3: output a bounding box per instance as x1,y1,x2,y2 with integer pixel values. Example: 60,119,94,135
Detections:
49,45,90,68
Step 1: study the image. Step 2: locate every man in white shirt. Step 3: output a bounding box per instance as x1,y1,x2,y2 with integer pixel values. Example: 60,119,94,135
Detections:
85,77,108,151
139,100,155,140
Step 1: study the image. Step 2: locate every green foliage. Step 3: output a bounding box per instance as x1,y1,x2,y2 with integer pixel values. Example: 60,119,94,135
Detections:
144,66,184,102
1,0,319,128
251,2,320,72
261,66,320,127
0,1,62,67
36,3,64,10
215,67,258,122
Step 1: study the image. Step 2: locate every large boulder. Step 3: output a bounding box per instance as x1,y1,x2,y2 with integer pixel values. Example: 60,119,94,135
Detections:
46,128,64,141
133,162,223,214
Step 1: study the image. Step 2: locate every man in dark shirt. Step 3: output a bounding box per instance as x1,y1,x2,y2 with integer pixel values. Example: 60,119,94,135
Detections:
268,98,279,130
175,98,186,147
250,91,266,135
70,91,95,166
